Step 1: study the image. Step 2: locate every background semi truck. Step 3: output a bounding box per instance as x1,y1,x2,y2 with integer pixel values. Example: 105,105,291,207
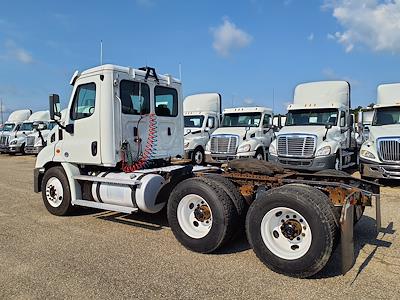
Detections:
359,83,400,179
205,106,274,162
33,64,380,278
25,120,57,155
0,109,32,153
269,81,357,171
8,111,50,154
183,93,221,165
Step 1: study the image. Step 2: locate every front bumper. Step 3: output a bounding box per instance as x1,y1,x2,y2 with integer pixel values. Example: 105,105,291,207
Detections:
0,145,9,153
360,158,400,179
25,146,43,155
205,151,256,163
268,154,336,171
8,145,22,153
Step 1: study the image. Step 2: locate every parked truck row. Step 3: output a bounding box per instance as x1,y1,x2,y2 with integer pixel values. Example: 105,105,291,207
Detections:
29,64,382,279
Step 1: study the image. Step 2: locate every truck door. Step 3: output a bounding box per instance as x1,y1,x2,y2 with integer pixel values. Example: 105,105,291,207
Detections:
261,113,273,146
339,111,351,149
58,76,101,164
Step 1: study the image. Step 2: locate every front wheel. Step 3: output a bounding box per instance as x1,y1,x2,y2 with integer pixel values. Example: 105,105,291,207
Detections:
246,184,337,278
41,166,74,216
192,147,205,165
254,148,264,160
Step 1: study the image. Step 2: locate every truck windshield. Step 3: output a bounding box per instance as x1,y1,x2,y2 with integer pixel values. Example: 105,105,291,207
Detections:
222,112,262,127
286,109,338,126
184,115,205,128
47,122,56,130
373,107,400,126
2,123,15,132
20,122,33,131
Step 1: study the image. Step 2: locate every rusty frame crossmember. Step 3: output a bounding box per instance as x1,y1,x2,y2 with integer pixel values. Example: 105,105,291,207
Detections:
220,170,381,275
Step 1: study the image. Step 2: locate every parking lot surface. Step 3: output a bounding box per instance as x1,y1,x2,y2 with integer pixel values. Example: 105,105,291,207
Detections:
0,155,399,299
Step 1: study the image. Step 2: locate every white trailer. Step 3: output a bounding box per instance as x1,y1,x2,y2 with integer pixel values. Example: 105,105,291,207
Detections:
360,83,400,179
269,81,357,171
183,93,221,165
8,110,50,154
33,64,380,278
0,109,32,153
205,107,274,162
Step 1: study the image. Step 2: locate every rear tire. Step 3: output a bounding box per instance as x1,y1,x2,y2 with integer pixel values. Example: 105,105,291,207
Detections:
41,166,74,216
246,184,337,278
167,177,239,253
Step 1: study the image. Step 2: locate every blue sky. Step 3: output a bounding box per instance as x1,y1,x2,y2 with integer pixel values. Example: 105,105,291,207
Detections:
1,0,400,120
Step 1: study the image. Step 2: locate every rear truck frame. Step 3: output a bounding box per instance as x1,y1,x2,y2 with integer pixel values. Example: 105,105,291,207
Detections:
34,159,380,278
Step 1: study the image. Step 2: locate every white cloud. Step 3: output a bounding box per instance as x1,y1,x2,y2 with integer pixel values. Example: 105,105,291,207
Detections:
243,98,256,106
2,40,34,64
307,33,314,41
211,18,253,57
325,0,400,53
322,67,359,86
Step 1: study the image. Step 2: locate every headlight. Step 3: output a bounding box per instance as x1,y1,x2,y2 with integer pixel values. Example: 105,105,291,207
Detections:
315,145,331,156
269,144,277,155
238,144,251,152
184,141,190,148
360,149,375,159
10,140,17,145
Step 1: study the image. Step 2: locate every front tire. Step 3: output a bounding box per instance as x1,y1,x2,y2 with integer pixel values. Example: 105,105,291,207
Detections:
254,148,264,160
167,177,239,253
246,184,337,278
41,166,74,216
192,147,205,165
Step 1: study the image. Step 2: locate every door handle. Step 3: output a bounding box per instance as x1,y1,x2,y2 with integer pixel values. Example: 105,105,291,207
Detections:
91,141,98,156
168,127,171,136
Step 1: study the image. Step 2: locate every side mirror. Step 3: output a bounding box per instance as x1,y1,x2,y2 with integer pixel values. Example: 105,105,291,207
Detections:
49,94,61,120
204,127,210,132
207,118,214,128
325,124,333,130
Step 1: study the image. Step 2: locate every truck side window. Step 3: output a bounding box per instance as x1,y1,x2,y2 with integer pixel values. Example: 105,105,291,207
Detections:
71,83,96,120
154,86,178,117
262,114,271,128
120,80,150,115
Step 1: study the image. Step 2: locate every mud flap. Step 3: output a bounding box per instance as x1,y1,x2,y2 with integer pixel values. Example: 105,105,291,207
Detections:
340,196,354,275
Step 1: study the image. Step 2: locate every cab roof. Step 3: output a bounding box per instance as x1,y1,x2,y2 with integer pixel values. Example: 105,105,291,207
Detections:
223,106,272,114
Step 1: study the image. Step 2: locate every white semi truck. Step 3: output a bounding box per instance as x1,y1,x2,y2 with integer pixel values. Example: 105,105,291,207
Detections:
359,83,400,179
205,107,274,162
269,81,357,171
8,111,50,154
0,109,32,153
25,121,57,155
33,64,380,278
183,93,221,165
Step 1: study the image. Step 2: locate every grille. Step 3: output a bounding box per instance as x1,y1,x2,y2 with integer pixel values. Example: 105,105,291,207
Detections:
277,135,316,157
26,136,36,146
378,138,400,162
210,135,238,154
0,136,9,146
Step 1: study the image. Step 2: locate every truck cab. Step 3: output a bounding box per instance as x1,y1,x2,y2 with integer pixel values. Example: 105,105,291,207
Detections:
205,106,273,162
360,83,400,179
0,109,32,153
269,81,356,171
183,93,221,165
9,111,50,154
25,121,57,155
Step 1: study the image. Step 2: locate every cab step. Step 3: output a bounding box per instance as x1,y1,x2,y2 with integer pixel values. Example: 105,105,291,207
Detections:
72,199,138,214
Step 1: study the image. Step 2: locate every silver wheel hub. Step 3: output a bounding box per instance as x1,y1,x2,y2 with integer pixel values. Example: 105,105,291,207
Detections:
261,207,312,260
177,194,213,239
45,177,64,208
194,151,203,165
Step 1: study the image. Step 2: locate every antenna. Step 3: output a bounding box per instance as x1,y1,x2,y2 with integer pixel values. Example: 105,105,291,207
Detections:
0,98,3,125
272,88,275,112
100,40,103,65
179,63,182,81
